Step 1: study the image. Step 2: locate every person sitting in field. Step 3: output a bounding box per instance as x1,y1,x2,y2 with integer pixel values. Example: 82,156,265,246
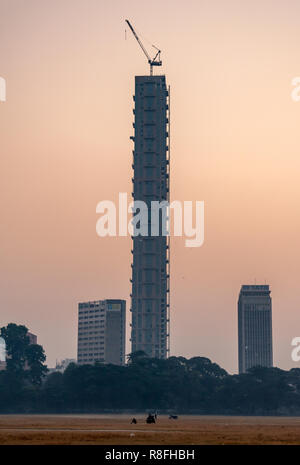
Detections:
146,414,156,424
131,418,137,424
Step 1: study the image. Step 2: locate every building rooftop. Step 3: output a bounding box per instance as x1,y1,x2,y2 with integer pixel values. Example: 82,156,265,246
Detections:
241,285,269,291
239,284,271,298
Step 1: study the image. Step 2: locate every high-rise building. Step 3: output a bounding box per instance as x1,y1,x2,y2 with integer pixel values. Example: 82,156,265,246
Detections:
130,75,170,359
77,299,125,365
0,337,5,371
238,284,273,374
28,332,37,345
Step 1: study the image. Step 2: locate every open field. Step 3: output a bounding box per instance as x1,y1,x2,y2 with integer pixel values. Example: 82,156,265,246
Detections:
1,415,300,444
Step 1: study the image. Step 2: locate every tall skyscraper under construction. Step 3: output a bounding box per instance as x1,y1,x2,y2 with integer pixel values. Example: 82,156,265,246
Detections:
130,75,170,359
126,20,170,359
238,285,273,373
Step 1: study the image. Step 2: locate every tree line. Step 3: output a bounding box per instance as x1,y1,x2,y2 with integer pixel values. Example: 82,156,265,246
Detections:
1,324,300,414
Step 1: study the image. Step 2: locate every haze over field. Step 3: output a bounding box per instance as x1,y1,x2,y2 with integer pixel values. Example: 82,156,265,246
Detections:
1,415,300,445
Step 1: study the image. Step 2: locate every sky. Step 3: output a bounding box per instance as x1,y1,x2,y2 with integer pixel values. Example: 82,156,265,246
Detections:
1,0,300,373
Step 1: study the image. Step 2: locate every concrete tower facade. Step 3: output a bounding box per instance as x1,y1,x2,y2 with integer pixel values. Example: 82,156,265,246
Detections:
130,75,170,359
77,299,126,366
238,285,273,374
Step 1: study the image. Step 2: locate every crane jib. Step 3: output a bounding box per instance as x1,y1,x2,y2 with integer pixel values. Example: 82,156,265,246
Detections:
125,19,162,75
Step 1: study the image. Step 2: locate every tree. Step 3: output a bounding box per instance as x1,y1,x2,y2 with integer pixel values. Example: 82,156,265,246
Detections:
0,324,30,375
0,323,47,385
43,372,65,412
25,344,48,385
126,350,149,364
187,357,228,378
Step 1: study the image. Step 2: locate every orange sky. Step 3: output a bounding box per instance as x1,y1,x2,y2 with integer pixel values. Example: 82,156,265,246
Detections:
1,0,300,372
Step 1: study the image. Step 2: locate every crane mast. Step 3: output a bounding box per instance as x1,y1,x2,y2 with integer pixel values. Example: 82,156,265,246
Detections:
125,19,162,75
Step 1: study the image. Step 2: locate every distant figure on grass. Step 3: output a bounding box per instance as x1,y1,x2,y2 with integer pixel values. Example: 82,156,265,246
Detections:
131,418,137,424
146,414,156,424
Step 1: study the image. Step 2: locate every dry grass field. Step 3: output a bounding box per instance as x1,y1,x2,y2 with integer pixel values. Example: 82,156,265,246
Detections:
0,414,300,444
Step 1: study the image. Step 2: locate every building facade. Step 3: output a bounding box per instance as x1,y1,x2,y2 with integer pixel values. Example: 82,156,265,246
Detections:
238,284,273,374
28,332,37,345
77,299,126,365
0,337,5,371
130,75,170,359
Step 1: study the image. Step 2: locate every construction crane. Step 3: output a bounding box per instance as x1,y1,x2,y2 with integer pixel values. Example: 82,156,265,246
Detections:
125,19,162,76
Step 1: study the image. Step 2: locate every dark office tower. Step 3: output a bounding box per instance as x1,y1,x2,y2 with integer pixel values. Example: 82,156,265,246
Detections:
238,285,273,374
130,75,170,359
